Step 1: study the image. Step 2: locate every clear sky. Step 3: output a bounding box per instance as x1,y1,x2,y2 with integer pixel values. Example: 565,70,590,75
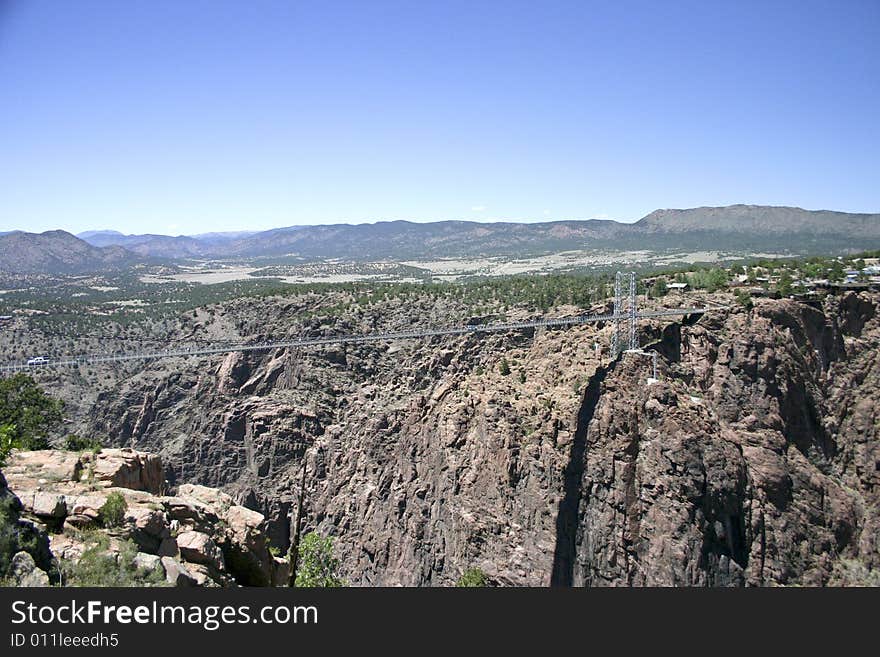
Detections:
1,0,878,235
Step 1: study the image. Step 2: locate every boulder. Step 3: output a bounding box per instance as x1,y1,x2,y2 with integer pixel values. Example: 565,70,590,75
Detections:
222,505,272,586
177,484,234,516
161,557,197,587
227,505,267,542
182,563,225,587
8,552,50,587
127,506,168,538
177,530,225,571
64,494,105,530
133,552,164,575
271,556,291,587
31,491,67,518
157,537,179,558
161,497,218,532
49,534,87,561
64,511,100,530
87,449,163,494
125,505,171,553
67,494,108,514
17,490,67,519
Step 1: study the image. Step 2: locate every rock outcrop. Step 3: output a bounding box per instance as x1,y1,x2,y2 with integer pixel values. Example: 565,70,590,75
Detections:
0,469,54,585
1,449,288,587
8,552,51,587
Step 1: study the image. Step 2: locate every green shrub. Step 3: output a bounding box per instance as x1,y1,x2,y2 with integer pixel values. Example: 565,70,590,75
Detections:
687,268,729,293
499,358,511,376
650,277,668,298
734,289,754,311
0,374,63,450
0,496,20,578
0,493,48,581
294,533,344,587
0,424,14,467
777,270,793,297
62,536,166,587
456,567,488,587
98,492,128,528
63,435,103,452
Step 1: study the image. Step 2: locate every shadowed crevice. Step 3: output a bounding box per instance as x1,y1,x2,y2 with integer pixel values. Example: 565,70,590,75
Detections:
550,361,611,586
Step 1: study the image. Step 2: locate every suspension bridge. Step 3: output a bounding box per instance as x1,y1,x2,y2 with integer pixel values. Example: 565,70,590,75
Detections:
0,272,724,375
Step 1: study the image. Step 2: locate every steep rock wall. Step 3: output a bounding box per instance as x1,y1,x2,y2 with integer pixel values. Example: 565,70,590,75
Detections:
81,293,879,586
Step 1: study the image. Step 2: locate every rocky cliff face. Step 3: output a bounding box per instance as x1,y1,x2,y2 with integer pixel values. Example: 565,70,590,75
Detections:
73,291,879,586
568,293,879,586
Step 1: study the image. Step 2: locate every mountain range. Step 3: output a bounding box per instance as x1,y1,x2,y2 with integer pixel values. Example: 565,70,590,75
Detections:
0,230,139,275
2,204,879,274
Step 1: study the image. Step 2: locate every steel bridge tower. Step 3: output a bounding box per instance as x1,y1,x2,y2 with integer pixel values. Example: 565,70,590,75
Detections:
611,271,638,357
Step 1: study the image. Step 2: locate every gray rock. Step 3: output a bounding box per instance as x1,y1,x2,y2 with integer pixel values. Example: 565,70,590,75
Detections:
30,492,67,518
9,552,50,587
134,552,164,575
161,557,197,587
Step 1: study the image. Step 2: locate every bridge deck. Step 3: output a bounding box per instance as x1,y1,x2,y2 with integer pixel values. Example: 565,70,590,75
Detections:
0,307,722,374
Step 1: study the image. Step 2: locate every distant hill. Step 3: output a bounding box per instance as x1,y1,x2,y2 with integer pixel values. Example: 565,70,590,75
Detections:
77,220,628,259
0,230,140,275
189,231,258,243
78,205,880,260
629,205,880,252
10,205,880,273
77,230,259,258
75,231,208,258
228,219,628,259
636,204,880,234
76,230,126,244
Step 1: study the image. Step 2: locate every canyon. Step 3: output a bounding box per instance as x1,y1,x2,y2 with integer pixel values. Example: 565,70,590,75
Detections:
10,287,872,586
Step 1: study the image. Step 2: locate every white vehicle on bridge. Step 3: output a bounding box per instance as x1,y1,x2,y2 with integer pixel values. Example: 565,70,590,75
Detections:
26,356,49,367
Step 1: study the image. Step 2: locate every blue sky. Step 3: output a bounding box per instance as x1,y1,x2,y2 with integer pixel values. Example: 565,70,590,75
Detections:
1,0,878,235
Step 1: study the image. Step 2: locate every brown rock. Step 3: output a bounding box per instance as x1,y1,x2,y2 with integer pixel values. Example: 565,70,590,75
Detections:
126,506,168,538
177,530,225,571
223,505,272,586
88,449,163,494
176,484,233,516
